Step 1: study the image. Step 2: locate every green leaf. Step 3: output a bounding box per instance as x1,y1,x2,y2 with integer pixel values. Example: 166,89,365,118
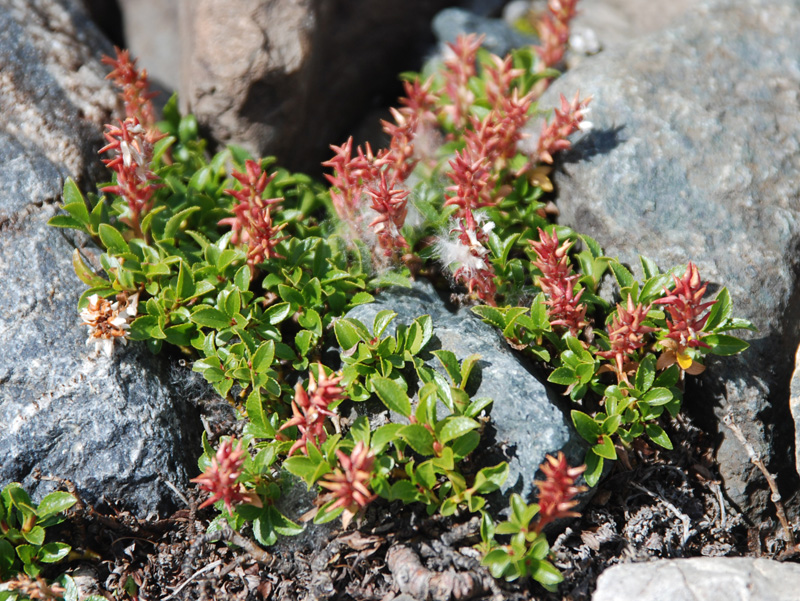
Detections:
334,318,361,351
639,255,660,279
471,304,506,330
38,542,71,563
98,223,130,254
531,559,564,588
433,350,461,387
531,293,550,330
436,416,479,444
176,261,195,299
72,249,109,287
645,423,673,449
609,260,635,290
571,410,601,444
265,302,293,325
253,510,278,547
48,214,85,230
635,354,656,392
451,430,480,459
22,525,45,546
472,462,509,494
191,307,231,329
372,376,411,417
371,424,404,454
548,366,577,386
642,387,673,406
399,424,435,455
584,449,603,487
269,506,304,536
62,177,87,210
349,415,371,446
703,334,749,356
36,492,76,520
593,434,617,460
372,310,396,339
704,287,732,331
251,340,276,373
162,206,201,241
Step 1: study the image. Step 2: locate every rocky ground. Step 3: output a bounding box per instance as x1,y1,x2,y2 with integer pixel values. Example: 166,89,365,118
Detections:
4,0,800,600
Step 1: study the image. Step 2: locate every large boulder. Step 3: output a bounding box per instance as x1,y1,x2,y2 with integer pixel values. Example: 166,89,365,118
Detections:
592,557,800,601
346,280,586,503
178,0,457,175
538,0,800,516
0,0,199,517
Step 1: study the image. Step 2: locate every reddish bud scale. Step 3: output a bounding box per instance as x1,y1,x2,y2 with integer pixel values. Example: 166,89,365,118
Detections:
191,438,262,515
365,172,411,258
530,228,587,335
218,160,287,269
319,441,377,523
279,365,344,456
534,0,580,70
654,262,716,351
102,47,158,130
534,452,586,533
535,92,592,164
598,296,656,383
99,117,163,237
441,34,485,130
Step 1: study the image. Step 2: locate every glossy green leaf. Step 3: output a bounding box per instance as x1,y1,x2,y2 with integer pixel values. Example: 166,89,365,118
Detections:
372,376,411,417
334,318,361,351
645,423,673,449
399,424,435,455
191,307,231,329
98,224,130,254
703,334,749,356
436,416,479,444
36,492,76,520
571,410,601,444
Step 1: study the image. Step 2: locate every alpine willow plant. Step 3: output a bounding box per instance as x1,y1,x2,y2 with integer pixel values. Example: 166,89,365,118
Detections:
49,6,753,592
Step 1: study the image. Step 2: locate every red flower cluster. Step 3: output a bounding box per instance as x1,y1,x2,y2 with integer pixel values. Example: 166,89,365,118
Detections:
280,365,345,456
534,92,592,164
530,228,587,335
102,47,158,130
598,296,656,384
319,441,376,528
191,438,262,515
218,159,287,269
441,33,484,130
324,137,381,226
655,262,716,352
324,138,413,261
99,118,162,238
443,148,494,213
533,452,586,533
365,172,411,258
535,0,580,70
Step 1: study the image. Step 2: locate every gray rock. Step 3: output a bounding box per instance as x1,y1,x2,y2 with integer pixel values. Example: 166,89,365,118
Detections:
592,557,800,601
432,7,537,58
117,0,181,94
345,280,585,502
178,0,455,175
0,0,199,516
538,0,800,515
